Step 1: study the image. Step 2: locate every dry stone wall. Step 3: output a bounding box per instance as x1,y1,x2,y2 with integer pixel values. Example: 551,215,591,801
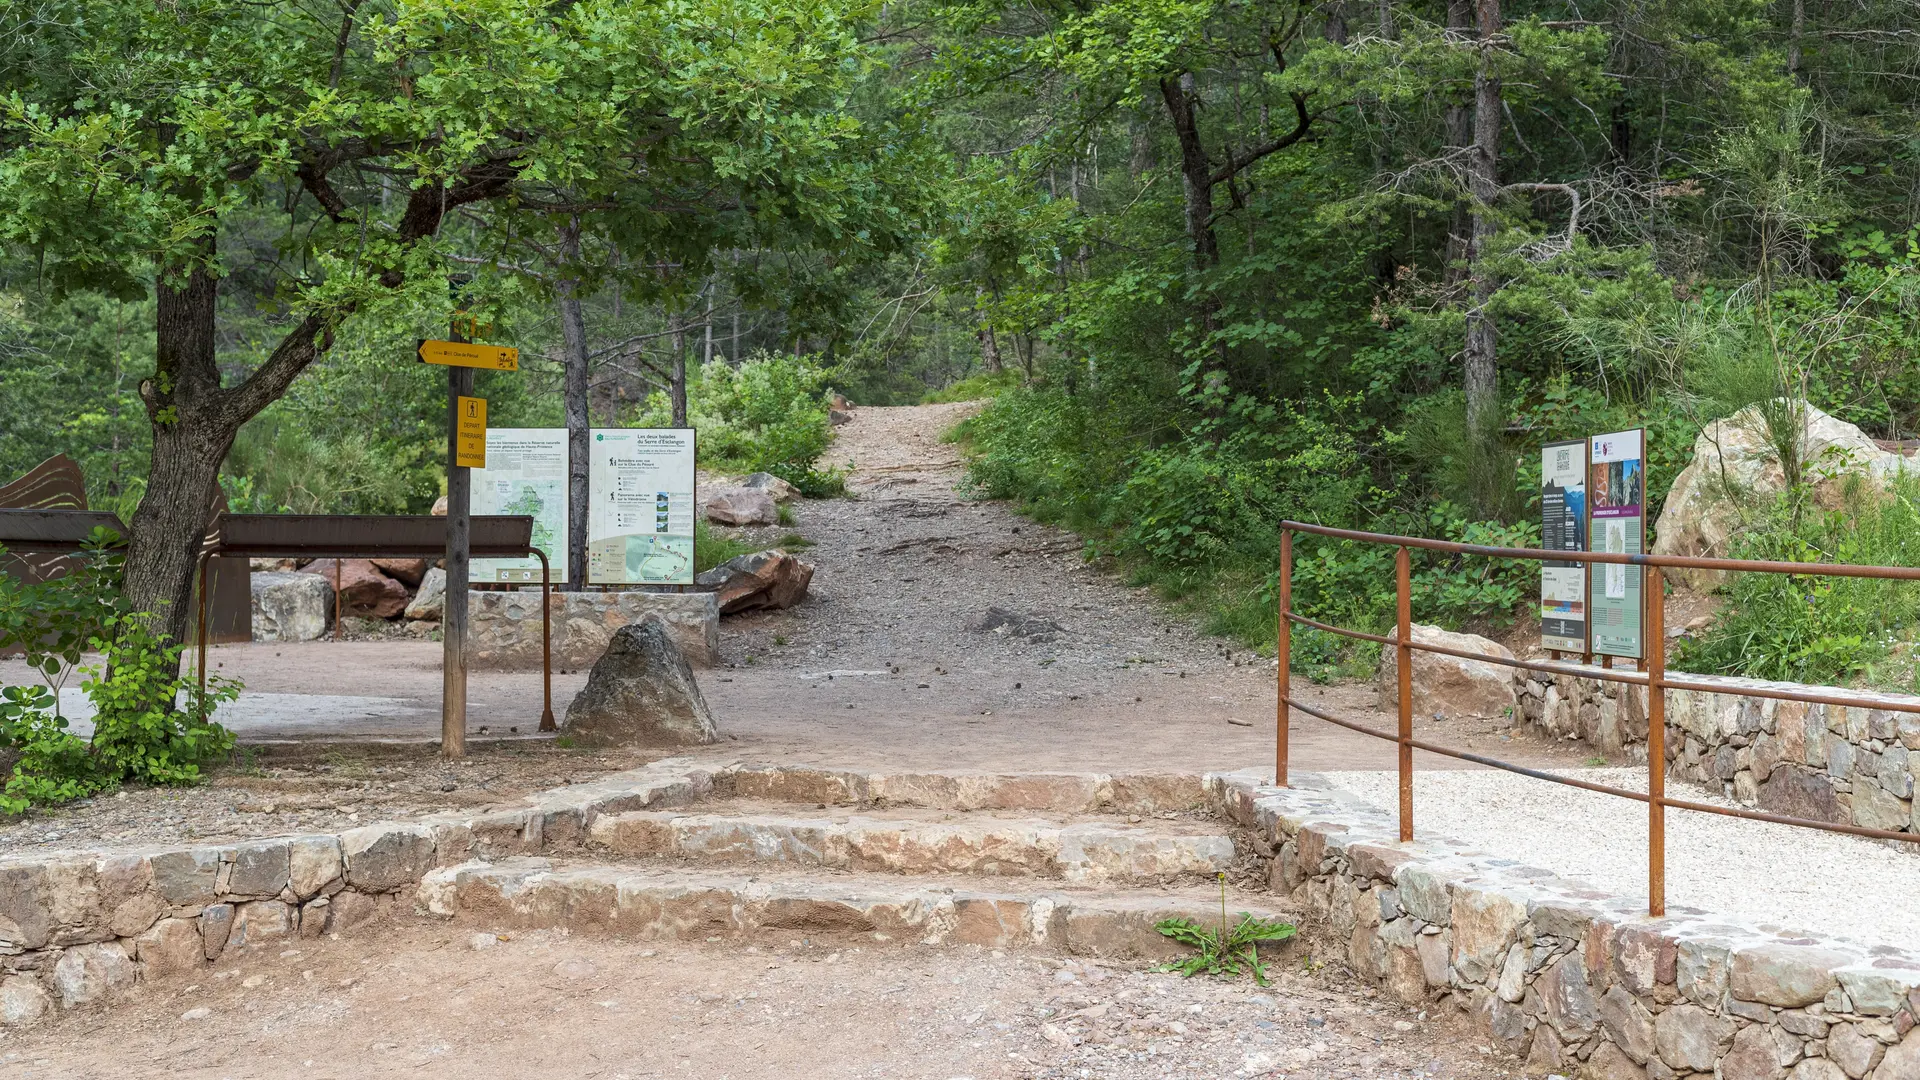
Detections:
1211,772,1920,1080
469,590,718,669
0,760,721,1026
1517,668,1920,836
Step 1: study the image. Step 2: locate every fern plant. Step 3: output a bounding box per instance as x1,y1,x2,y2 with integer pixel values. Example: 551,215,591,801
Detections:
1155,873,1297,986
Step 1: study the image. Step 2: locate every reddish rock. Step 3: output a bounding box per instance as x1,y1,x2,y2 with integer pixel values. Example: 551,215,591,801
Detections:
299,558,410,619
694,549,813,614
371,558,427,587
704,486,779,527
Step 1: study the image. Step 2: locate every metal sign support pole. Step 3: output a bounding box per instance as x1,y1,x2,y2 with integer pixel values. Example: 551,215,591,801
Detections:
443,361,473,760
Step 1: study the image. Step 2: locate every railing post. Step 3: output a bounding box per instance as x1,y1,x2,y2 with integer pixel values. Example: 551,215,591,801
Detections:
1396,546,1413,842
1276,528,1292,788
1646,562,1666,916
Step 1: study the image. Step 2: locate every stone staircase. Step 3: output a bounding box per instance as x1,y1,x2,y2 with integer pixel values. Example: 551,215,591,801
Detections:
417,760,1287,960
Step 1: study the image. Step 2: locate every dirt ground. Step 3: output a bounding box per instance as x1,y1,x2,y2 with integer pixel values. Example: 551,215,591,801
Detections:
0,916,1515,1080
0,401,1588,853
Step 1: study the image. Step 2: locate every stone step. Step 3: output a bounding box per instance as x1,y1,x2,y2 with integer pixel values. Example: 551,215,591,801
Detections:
418,859,1292,960
585,809,1237,884
715,764,1213,815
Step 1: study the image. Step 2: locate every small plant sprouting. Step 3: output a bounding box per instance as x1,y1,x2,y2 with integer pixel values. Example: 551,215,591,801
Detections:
1154,873,1297,986
774,634,789,646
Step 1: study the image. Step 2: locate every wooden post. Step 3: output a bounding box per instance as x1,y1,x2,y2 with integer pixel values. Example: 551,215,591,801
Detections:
443,357,472,760
1646,563,1666,916
1276,528,1292,788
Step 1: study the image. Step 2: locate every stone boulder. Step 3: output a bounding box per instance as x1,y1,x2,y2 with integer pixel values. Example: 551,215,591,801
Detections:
739,471,801,503
563,616,720,746
405,567,447,621
705,486,779,527
250,571,334,642
298,558,410,619
1377,623,1518,721
371,557,427,587
1653,402,1909,590
694,550,814,614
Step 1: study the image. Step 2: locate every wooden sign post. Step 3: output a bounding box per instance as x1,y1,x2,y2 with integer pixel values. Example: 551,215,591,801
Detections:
419,334,518,759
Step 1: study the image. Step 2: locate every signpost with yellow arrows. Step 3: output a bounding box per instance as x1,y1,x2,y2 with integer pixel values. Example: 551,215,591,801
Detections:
419,332,525,758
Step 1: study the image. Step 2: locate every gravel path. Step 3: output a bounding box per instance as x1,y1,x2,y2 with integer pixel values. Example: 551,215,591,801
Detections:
1321,766,1920,952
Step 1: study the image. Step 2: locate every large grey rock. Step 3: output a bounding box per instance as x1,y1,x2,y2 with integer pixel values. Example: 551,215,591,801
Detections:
0,864,51,950
132,917,205,979
1722,1021,1800,1080
51,942,137,1007
739,472,801,503
1538,954,1600,1041
405,567,447,621
704,485,779,526
1652,402,1908,590
228,840,291,897
1377,623,1518,721
0,976,49,1026
563,616,719,747
250,571,334,642
695,549,814,614
151,848,220,906
1758,766,1847,824
199,903,235,959
568,614,725,749
1828,1022,1884,1079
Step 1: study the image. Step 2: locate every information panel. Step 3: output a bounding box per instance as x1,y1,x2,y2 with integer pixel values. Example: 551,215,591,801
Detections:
473,428,568,584
587,428,696,586
1540,439,1589,652
1588,428,1646,660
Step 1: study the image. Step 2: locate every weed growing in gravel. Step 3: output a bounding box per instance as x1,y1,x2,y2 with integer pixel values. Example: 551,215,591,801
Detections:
1155,874,1296,986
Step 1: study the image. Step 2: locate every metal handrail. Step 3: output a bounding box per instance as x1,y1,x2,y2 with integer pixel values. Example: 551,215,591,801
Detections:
1275,520,1920,918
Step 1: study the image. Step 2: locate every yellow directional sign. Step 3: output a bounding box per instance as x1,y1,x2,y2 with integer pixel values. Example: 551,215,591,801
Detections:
418,339,519,371
455,396,487,468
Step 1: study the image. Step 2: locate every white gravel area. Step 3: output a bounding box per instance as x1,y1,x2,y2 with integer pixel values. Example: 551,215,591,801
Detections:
1320,766,1920,953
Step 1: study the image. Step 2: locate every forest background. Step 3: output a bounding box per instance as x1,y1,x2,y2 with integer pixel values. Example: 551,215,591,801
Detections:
7,0,1920,697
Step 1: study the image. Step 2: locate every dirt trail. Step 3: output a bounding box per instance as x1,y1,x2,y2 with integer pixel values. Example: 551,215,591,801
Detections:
701,401,1576,774
0,919,1509,1080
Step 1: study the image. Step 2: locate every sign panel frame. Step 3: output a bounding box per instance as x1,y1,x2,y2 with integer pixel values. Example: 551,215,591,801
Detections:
473,428,569,584
586,428,697,586
1540,438,1589,653
1588,428,1646,660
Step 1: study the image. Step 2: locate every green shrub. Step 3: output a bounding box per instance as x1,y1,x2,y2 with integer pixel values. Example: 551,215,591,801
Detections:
0,536,238,813
1674,477,1920,688
920,368,1022,404
633,352,841,492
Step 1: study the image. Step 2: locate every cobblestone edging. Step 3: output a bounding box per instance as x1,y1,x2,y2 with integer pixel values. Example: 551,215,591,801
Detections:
1210,771,1920,1080
468,590,719,669
1518,670,1920,837
0,759,722,1026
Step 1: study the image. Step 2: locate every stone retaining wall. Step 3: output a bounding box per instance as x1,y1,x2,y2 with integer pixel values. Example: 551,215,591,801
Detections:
1517,668,1920,837
469,590,719,669
0,760,720,1025
1211,772,1920,1080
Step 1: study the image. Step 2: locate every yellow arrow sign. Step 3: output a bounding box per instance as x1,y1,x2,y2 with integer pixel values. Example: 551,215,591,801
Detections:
418,339,519,371
455,396,487,468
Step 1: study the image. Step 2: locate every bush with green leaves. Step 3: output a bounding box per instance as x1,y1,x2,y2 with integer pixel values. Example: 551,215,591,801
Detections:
1154,876,1297,986
1674,477,1920,689
0,538,238,814
632,351,846,495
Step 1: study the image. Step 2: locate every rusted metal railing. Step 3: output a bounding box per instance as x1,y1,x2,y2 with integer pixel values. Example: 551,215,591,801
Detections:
1275,520,1920,917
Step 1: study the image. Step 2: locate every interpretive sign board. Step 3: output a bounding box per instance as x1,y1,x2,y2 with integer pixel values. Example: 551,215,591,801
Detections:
473,428,568,584
1588,428,1645,660
1540,439,1589,652
587,428,696,586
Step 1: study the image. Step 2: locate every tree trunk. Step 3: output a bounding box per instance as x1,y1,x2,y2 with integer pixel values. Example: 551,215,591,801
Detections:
1463,0,1504,478
974,286,1002,373
670,315,689,427
555,226,591,592
1442,0,1475,289
1159,72,1231,379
